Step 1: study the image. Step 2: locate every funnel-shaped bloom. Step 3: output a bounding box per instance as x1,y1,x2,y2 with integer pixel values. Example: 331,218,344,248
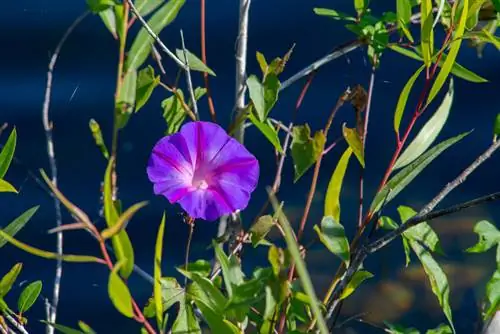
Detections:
147,121,259,221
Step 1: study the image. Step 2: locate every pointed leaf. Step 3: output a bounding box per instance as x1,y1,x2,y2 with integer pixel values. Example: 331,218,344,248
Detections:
98,8,117,38
0,263,22,297
250,215,275,247
263,74,280,118
108,262,134,318
313,8,356,21
175,49,216,76
17,280,42,314
421,0,434,67
313,216,350,264
171,298,201,334
342,124,364,167
0,128,16,178
291,124,326,182
162,90,187,135
340,270,373,300
247,75,266,120
0,179,17,193
213,242,244,297
324,147,352,220
394,66,425,134
248,113,283,153
484,269,500,319
135,65,160,112
42,321,86,334
101,201,148,239
0,206,38,248
154,213,166,330
426,324,453,334
494,114,500,136
399,206,443,254
135,0,164,16
89,119,109,159
256,51,268,76
466,220,500,253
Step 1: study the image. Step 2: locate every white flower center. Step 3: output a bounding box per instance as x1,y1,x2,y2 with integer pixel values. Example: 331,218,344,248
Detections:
195,179,209,190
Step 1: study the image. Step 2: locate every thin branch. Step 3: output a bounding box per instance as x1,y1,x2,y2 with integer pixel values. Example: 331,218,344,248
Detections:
4,314,29,334
180,30,199,119
200,0,217,121
41,11,89,334
126,0,186,70
233,0,251,143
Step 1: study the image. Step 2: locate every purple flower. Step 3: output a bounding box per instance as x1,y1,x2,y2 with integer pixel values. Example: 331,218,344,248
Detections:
147,121,259,221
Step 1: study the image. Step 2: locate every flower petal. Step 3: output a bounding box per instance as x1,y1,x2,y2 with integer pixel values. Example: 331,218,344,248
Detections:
177,189,232,221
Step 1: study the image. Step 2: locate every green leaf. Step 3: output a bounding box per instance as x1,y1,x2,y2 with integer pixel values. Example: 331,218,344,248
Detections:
494,114,500,136
89,119,109,159
98,8,117,38
342,124,364,167
135,65,160,112
191,300,239,334
108,262,134,318
385,322,420,334
0,128,16,179
269,194,329,334
291,124,326,182
42,321,86,334
394,66,425,134
313,8,356,21
101,201,148,239
135,0,164,16
185,260,212,277
78,321,96,334
247,75,266,121
171,298,201,334
159,277,184,311
426,324,453,334
154,213,166,330
126,0,186,70
0,230,103,263
394,79,454,170
103,158,134,279
248,113,283,153
421,0,435,68
268,246,285,276
465,0,487,31
484,270,500,319
186,274,228,313
86,0,116,13
162,90,187,135
427,0,468,105
256,51,268,76
399,206,443,254
194,87,207,101
175,49,216,76
313,216,350,264
354,0,365,16
250,215,275,247
465,220,500,253
0,263,22,297
213,242,244,297
0,179,17,193
340,270,373,300
116,69,137,115
324,147,352,220
397,0,412,31
263,74,280,118
0,206,38,248
398,208,455,333
370,132,470,214
17,280,42,314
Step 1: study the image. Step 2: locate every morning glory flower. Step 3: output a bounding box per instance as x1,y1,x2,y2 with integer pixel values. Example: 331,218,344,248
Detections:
147,121,259,221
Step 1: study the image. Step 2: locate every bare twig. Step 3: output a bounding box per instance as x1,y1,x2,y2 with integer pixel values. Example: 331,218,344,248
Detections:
4,314,29,334
233,0,251,143
41,11,89,334
200,0,217,121
180,30,199,119
126,0,186,70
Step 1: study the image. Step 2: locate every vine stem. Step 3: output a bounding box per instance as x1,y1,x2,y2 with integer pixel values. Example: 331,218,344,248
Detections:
200,0,217,121
41,12,89,334
184,217,195,285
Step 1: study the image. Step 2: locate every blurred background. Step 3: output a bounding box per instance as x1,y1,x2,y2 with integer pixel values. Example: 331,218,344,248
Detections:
1,0,499,332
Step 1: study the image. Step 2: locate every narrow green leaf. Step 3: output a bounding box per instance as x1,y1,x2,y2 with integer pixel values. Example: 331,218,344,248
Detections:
98,8,117,38
154,213,166,330
186,274,228,313
162,90,186,135
263,74,280,118
0,263,22,297
248,112,283,153
484,269,500,319
193,87,207,101
175,49,216,76
0,179,17,193
465,0,487,30
0,206,38,248
126,0,186,70
313,216,350,264
17,280,42,314
394,66,425,134
269,193,329,334
313,8,356,21
136,65,160,112
86,0,115,13
339,270,373,300
354,0,365,16
250,215,275,247
108,262,134,318
117,69,137,114
397,0,412,29
466,220,500,253
78,321,96,334
426,324,453,334
494,114,500,136
101,201,148,239
135,0,164,16
427,0,469,104
421,0,435,67
395,79,454,170
385,322,420,334
0,128,16,178
247,75,266,121
342,124,364,167
213,242,244,297
191,300,240,334
324,147,353,220
290,124,326,182
0,230,103,263
103,158,134,279
41,321,86,334
89,119,109,159
370,132,470,214
256,51,268,76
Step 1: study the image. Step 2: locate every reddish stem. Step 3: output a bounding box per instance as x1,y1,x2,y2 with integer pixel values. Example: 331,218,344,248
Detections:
201,0,217,121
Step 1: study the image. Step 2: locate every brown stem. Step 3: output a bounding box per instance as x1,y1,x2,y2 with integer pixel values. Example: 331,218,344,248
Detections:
200,0,217,121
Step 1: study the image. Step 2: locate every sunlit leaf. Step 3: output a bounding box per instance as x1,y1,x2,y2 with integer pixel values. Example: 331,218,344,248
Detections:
175,49,216,76
247,75,266,121
313,8,356,21
0,206,38,248
42,321,86,334
250,215,275,247
116,69,137,116
466,220,500,253
213,242,244,297
159,277,184,311
256,51,268,76
313,216,350,264
421,0,435,68
354,0,365,16
340,270,373,300
98,8,117,38
397,0,412,40
191,300,239,334
494,114,500,136
484,270,500,319
291,124,326,182
324,148,352,220
370,132,470,214
154,213,166,330
385,322,420,334
126,0,186,70
395,79,454,170
171,298,201,334
427,0,468,105
263,74,280,118
86,0,115,13
0,128,16,179
342,124,364,167
399,206,443,254
101,201,148,239
89,119,109,159
0,179,17,193
17,280,42,314
248,112,282,152
108,261,134,318
394,66,425,134
135,0,164,16
427,324,453,334
162,90,187,135
0,263,22,298
135,65,160,112
78,321,96,334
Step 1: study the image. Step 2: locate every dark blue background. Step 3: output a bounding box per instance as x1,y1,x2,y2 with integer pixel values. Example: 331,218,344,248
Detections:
1,1,499,333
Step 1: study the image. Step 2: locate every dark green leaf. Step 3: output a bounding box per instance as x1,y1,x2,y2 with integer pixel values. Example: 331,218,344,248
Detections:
187,274,227,313
108,262,134,318
86,0,116,13
126,0,186,70
313,216,350,264
0,206,38,248
466,220,500,253
291,124,326,182
250,215,275,247
426,324,453,334
263,74,281,118
0,128,16,179
370,132,470,214
213,242,244,297
342,124,364,167
175,49,216,76
248,112,283,152
162,90,187,135
191,301,239,334
494,114,500,136
136,65,160,112
340,270,373,300
324,148,352,220
0,263,22,297
17,280,42,314
385,322,420,334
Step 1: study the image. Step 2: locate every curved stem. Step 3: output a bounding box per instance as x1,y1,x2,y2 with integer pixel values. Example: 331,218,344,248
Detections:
200,0,217,121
